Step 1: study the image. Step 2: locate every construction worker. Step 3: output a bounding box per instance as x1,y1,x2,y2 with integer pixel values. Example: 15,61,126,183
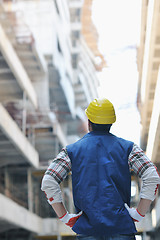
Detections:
41,98,160,240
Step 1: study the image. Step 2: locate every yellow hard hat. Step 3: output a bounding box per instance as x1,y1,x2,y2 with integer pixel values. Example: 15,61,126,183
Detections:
85,98,116,124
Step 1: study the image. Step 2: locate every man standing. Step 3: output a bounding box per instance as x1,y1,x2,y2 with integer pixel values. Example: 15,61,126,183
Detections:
41,98,160,240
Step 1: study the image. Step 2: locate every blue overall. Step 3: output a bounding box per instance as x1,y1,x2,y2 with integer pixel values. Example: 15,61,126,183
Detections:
66,131,137,237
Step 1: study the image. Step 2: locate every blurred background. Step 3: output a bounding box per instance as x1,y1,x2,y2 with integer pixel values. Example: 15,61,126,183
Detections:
0,0,159,239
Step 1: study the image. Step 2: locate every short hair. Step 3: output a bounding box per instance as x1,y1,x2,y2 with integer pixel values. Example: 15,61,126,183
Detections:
89,120,112,132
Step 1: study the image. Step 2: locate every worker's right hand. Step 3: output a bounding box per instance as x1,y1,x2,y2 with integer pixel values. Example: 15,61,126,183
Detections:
124,203,145,222
59,211,83,227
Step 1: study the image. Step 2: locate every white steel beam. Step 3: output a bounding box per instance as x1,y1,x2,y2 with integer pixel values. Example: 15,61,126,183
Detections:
140,0,159,140
146,68,160,163
0,24,38,108
0,193,42,233
0,104,39,168
0,193,75,236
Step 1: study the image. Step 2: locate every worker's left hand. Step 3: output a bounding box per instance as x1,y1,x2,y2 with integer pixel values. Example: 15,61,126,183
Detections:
124,203,145,222
59,211,83,227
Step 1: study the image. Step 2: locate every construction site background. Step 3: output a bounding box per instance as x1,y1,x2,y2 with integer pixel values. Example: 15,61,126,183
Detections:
0,0,159,240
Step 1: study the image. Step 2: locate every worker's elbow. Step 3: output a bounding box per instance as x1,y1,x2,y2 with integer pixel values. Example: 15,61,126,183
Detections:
41,175,48,192
41,174,59,192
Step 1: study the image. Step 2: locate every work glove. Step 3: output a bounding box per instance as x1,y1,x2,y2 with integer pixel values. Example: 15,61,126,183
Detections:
59,211,83,227
124,203,145,222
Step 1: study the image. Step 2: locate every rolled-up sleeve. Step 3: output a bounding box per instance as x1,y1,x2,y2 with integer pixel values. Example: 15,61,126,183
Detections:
41,174,63,204
140,166,160,201
41,148,71,204
129,144,160,201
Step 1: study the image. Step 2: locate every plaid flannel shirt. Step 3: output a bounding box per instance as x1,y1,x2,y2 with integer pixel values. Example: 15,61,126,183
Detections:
45,144,155,183
43,143,160,204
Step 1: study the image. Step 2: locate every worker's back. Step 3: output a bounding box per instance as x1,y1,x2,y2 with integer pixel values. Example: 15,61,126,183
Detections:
67,131,136,237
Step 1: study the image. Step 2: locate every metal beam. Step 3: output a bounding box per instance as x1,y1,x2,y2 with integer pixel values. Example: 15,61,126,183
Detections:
0,24,38,108
146,68,160,163
0,193,43,233
0,104,39,168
